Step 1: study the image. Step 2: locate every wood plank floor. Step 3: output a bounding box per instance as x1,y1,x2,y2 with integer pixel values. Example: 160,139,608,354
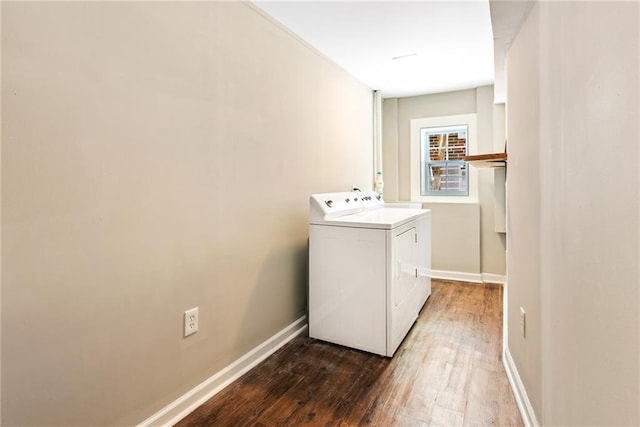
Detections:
177,280,523,426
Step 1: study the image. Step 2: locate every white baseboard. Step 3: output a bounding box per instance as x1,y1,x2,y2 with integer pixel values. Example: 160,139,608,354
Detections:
430,270,506,285
481,273,506,284
503,347,540,427
431,270,483,283
137,316,308,427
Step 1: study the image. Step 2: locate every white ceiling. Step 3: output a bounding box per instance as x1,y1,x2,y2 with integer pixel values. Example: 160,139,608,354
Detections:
253,0,496,99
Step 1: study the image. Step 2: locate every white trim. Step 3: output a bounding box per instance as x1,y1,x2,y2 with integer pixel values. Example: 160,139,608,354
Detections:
481,273,506,284
430,269,483,283
410,113,479,204
137,316,308,427
430,270,506,285
503,348,540,427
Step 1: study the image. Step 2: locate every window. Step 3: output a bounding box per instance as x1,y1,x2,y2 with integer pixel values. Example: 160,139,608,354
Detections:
422,125,468,196
410,114,477,203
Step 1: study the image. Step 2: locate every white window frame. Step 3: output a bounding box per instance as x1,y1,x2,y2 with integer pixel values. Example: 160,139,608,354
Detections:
410,113,478,203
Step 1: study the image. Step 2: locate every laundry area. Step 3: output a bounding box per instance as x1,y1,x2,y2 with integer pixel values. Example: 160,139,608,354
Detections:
1,1,638,426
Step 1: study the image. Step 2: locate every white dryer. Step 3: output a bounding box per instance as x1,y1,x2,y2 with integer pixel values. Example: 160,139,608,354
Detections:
308,191,431,357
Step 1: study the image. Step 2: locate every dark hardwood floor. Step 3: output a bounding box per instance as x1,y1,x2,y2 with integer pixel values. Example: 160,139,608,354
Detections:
177,279,523,426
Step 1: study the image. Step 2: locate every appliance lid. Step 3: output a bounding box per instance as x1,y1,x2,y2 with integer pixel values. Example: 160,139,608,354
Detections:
311,207,429,230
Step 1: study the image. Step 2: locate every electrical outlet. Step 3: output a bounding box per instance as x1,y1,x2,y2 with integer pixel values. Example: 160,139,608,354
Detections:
184,307,199,337
519,307,526,338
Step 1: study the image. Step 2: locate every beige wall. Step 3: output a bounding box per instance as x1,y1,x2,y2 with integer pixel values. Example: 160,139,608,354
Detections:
507,1,639,424
424,202,480,274
505,3,542,416
1,2,373,425
383,87,506,276
476,86,507,275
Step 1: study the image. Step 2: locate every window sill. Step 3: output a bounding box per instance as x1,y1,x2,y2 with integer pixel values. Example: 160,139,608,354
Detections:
411,197,479,204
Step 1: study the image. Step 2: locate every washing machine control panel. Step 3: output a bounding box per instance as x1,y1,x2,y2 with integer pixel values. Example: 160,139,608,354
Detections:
310,191,384,222
311,192,360,220
360,191,384,210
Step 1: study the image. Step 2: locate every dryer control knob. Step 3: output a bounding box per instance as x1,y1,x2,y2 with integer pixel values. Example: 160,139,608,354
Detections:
325,200,333,208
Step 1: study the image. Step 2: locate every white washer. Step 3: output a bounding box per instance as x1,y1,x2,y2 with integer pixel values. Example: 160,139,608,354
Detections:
308,191,431,357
